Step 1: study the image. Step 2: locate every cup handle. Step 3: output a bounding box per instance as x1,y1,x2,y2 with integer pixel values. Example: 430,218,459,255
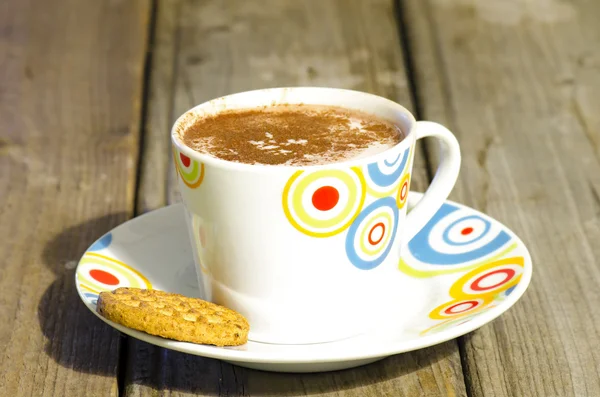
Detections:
404,121,461,241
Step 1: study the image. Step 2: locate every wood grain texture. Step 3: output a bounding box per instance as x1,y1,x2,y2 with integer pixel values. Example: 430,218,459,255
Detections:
0,0,151,395
137,0,181,213
127,0,467,396
403,0,600,395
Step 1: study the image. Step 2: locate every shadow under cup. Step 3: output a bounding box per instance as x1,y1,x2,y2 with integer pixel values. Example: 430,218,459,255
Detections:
171,87,418,345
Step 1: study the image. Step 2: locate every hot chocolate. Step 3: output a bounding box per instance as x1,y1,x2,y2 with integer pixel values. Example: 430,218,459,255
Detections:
178,104,404,166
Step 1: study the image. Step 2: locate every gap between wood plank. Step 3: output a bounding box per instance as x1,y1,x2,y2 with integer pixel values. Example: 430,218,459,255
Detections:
394,0,435,183
395,0,476,395
0,0,152,395
402,0,600,395
396,1,474,396
118,0,160,395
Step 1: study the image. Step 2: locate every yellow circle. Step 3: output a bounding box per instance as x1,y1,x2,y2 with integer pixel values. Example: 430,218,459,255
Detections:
359,212,393,256
449,257,524,300
294,170,356,228
396,172,411,209
429,296,494,320
282,167,366,237
78,252,152,293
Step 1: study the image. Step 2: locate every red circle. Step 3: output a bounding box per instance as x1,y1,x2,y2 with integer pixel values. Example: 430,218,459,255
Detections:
89,269,119,285
368,222,385,245
311,186,340,211
179,153,191,167
444,300,479,315
461,227,474,235
471,269,515,292
400,182,408,200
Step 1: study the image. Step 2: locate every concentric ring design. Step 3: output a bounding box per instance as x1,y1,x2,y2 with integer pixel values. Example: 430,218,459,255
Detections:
345,197,399,270
449,257,524,299
173,146,205,188
428,296,494,320
396,172,411,209
399,202,516,277
365,147,410,196
426,256,523,324
409,203,511,265
282,167,366,237
77,252,152,296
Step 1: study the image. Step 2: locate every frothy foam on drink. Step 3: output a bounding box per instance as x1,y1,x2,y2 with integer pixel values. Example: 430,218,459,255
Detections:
177,104,403,166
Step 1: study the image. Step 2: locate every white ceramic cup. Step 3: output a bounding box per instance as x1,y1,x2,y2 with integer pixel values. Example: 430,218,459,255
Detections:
171,87,461,344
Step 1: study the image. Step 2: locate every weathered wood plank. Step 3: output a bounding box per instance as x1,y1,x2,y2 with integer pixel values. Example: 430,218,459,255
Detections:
137,0,180,213
0,0,151,395
127,0,466,396
404,0,600,395
126,341,465,397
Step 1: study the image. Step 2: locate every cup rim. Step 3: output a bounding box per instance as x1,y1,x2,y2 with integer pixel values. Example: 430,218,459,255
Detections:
170,87,416,172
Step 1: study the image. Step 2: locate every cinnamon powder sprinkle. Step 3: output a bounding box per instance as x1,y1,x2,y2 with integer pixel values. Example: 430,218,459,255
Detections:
178,104,403,166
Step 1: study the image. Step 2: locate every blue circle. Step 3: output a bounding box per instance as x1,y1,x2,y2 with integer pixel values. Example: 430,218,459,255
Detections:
89,233,112,251
409,203,511,265
442,215,491,246
366,147,409,187
345,197,399,270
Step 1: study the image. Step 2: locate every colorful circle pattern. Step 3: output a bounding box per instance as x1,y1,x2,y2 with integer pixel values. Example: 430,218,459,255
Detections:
408,203,511,266
365,147,410,196
396,173,411,209
173,146,205,188
282,168,366,237
282,146,412,268
429,296,493,320
449,257,524,300
423,256,524,332
345,197,399,270
78,252,152,304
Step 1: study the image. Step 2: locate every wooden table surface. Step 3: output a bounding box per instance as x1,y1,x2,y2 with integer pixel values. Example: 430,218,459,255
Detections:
2,0,600,395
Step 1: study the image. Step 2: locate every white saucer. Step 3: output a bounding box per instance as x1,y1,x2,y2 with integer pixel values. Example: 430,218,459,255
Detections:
76,192,532,373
